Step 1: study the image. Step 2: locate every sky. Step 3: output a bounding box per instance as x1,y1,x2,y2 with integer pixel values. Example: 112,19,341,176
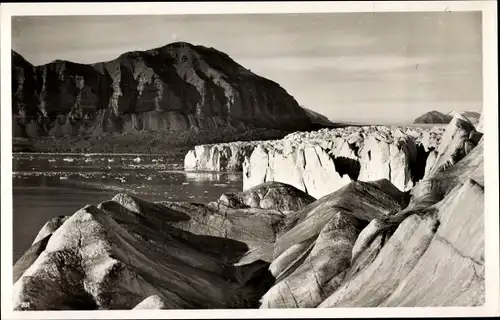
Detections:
11,12,483,124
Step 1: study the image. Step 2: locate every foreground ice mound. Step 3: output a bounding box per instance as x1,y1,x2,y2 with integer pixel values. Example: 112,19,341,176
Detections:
218,181,316,212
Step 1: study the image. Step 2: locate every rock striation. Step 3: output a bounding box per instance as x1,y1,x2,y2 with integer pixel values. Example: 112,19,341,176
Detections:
12,43,316,139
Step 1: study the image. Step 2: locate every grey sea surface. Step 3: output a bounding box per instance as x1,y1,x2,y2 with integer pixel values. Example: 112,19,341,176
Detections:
12,152,242,262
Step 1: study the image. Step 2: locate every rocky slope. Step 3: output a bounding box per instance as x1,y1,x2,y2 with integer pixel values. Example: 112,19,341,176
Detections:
12,43,318,142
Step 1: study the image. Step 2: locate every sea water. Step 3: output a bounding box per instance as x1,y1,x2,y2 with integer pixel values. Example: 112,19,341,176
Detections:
12,152,242,262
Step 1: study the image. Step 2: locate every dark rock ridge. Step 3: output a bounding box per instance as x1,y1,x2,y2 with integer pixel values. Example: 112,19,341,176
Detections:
12,43,317,139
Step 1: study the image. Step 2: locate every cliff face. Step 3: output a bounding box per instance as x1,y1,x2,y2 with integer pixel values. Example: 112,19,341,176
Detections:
12,43,315,139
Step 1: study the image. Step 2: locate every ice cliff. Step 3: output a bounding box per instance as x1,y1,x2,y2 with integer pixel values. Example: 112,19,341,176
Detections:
11,43,319,139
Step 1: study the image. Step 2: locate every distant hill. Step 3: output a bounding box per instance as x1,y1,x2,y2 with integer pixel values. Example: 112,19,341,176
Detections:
414,110,480,124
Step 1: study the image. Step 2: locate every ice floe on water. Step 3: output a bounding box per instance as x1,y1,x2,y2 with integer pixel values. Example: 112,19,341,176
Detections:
14,153,243,204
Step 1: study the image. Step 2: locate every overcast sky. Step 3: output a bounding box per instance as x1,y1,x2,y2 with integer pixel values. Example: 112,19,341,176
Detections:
12,12,483,124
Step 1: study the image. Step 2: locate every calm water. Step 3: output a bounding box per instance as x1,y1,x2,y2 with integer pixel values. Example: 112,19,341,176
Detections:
12,152,242,262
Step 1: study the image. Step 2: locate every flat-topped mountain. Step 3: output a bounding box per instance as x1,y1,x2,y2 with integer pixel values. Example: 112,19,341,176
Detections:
413,110,480,124
14,112,485,309
12,42,325,146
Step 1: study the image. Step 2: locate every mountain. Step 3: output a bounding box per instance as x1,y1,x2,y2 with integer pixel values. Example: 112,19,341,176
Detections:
11,42,320,143
413,110,481,124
